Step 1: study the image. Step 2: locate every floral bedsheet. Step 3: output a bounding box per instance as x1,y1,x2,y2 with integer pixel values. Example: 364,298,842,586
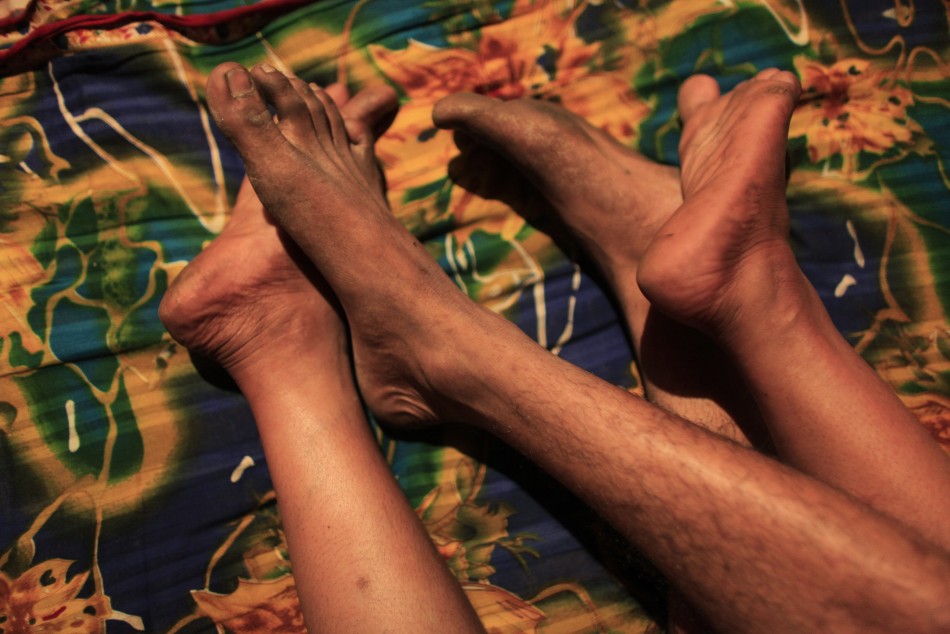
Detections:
1,0,948,631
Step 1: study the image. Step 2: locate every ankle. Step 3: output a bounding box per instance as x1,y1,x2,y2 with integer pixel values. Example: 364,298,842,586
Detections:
161,287,351,400
420,303,535,427
227,317,349,387
717,267,832,361
607,263,651,329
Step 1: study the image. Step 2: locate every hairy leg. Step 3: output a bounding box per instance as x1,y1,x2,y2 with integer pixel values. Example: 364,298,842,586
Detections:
638,69,950,551
429,75,950,626
430,90,766,632
159,82,484,633
434,73,950,551
202,63,950,632
431,93,767,446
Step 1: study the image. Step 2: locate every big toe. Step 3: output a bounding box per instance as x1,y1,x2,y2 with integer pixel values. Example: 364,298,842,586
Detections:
207,62,307,206
431,93,520,157
207,63,285,150
433,93,584,168
433,93,554,144
432,92,497,131
678,74,721,123
343,85,399,139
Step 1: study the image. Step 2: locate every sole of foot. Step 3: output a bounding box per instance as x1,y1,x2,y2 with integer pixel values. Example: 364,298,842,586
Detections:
637,69,804,344
160,81,398,378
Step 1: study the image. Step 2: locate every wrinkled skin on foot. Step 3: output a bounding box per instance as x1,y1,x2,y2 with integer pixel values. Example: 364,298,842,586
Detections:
432,94,681,289
637,70,804,341
159,82,399,378
193,63,503,428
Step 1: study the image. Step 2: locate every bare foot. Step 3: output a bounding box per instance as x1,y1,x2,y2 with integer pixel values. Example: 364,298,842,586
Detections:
159,83,399,378
637,69,804,345
431,94,681,306
431,90,770,451
198,63,516,427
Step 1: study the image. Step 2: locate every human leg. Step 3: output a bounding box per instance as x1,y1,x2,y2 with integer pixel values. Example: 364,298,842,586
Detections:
430,87,766,634
159,83,484,633
636,70,950,551
432,72,950,551
430,78,950,629
430,92,764,447
202,63,950,632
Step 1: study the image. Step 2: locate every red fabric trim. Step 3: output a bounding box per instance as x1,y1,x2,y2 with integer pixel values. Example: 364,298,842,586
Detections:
0,0,315,68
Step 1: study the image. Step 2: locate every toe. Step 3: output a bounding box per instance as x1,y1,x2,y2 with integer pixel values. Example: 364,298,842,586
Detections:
251,64,319,146
771,70,801,93
432,93,575,161
344,117,383,183
432,93,615,190
280,77,336,146
432,92,500,135
754,68,801,97
752,68,801,96
755,72,802,114
338,86,398,184
307,83,351,151
337,85,399,149
678,74,720,123
341,85,399,138
206,63,289,156
206,63,321,228
324,82,350,107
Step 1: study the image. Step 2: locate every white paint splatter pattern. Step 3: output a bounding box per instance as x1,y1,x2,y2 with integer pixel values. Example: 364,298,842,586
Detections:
835,274,857,298
230,455,255,483
846,219,866,268
66,398,79,452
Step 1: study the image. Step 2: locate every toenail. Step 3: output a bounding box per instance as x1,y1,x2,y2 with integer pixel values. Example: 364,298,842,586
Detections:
259,63,277,73
766,85,791,95
225,68,255,97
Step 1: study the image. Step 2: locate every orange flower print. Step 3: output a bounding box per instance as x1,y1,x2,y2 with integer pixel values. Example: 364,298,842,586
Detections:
0,236,44,312
0,560,112,633
790,56,924,176
462,582,546,633
372,0,650,242
192,576,305,634
0,235,46,361
904,393,950,452
369,0,598,104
